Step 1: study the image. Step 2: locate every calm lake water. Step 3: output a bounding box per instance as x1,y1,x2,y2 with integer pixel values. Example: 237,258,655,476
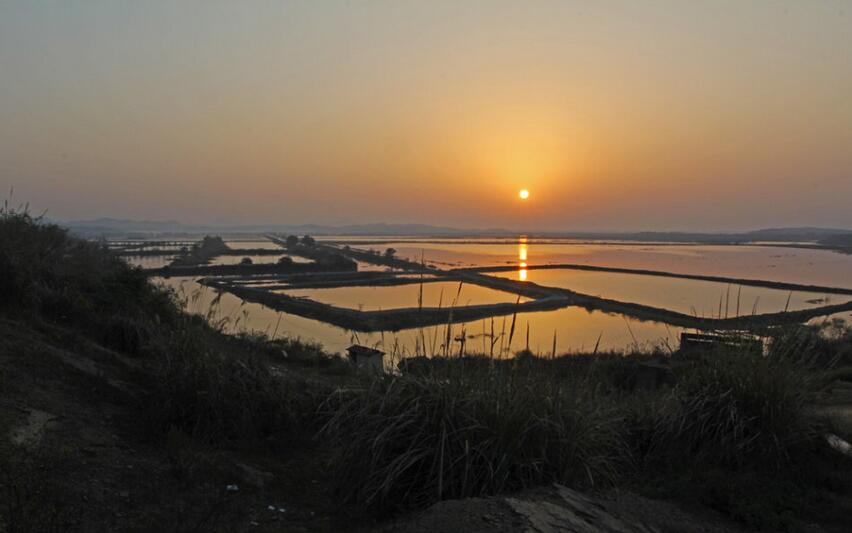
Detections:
285,281,529,311
221,240,282,250
384,241,852,289
209,254,312,265
154,276,679,356
143,238,852,357
490,269,833,317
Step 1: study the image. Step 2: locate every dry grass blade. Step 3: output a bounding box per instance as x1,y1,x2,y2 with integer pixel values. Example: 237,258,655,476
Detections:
506,295,521,355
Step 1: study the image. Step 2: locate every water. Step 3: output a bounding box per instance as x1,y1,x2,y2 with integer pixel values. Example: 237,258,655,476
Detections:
382,241,852,288
123,255,173,269
490,269,834,318
284,281,529,311
208,254,313,265
354,261,394,272
144,238,852,357
222,240,283,250
154,276,677,355
154,276,353,344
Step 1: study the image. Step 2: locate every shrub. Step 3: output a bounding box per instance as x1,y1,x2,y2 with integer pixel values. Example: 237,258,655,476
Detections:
0,206,179,333
143,322,326,446
769,320,852,367
320,370,626,513
634,350,824,469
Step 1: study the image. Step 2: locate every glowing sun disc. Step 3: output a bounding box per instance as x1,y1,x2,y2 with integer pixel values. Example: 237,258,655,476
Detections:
519,189,530,200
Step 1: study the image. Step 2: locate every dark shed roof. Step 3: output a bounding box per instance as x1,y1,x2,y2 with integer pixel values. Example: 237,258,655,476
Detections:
346,345,384,358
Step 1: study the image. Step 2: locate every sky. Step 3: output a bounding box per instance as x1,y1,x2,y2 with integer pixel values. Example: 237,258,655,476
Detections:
1,1,850,232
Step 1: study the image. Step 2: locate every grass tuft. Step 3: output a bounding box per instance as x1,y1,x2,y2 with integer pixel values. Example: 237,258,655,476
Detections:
633,350,824,470
320,369,626,513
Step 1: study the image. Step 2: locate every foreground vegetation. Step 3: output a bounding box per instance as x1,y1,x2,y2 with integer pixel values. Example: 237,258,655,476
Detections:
1,207,851,531
322,336,852,527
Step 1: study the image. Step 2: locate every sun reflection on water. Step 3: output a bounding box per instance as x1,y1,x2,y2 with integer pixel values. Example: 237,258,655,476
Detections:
518,238,528,281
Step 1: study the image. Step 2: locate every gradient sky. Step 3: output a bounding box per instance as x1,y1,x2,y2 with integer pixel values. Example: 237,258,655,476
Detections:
1,1,850,231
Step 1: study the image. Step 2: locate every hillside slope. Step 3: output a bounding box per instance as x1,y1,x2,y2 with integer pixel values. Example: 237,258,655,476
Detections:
3,209,852,532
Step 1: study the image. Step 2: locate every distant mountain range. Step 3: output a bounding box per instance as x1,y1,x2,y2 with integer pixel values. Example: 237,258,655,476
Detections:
60,217,852,245
60,218,497,236
64,218,189,233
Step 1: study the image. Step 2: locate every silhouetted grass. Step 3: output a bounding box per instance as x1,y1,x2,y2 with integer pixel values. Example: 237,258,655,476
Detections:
319,336,840,516
320,369,626,513
630,350,824,470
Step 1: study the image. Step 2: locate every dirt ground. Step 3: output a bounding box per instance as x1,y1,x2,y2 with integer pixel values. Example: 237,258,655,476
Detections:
0,318,354,532
384,484,750,533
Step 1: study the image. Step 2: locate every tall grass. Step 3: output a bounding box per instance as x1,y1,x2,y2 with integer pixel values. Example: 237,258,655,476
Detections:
320,369,626,513
319,335,836,515
630,349,824,470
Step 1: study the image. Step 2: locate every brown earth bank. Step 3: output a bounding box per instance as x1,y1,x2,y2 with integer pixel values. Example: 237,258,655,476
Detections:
385,484,750,533
0,318,347,532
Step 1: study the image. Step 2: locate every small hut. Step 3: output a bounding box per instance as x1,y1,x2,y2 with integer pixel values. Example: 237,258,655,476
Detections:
346,345,385,373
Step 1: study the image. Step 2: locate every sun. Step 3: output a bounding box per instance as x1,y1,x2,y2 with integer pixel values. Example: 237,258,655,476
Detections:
518,189,530,200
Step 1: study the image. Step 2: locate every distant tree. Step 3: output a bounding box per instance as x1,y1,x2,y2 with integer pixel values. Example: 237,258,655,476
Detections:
301,235,316,247
285,235,300,248
199,235,228,254
384,247,397,259
316,252,357,271
239,257,253,265
277,255,294,266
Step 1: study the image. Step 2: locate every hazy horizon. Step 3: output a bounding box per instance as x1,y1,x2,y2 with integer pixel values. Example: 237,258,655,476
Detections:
56,215,852,236
2,1,851,231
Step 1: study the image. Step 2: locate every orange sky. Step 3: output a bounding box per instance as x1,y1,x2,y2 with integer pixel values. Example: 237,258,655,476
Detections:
1,1,850,231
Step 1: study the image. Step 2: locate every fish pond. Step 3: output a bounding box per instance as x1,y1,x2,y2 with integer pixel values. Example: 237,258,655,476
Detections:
143,237,852,358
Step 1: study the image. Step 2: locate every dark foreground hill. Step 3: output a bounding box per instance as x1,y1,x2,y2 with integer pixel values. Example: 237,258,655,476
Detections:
2,208,852,532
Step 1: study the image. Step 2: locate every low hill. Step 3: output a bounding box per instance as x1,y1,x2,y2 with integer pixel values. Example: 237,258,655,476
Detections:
3,208,852,532
821,234,852,253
